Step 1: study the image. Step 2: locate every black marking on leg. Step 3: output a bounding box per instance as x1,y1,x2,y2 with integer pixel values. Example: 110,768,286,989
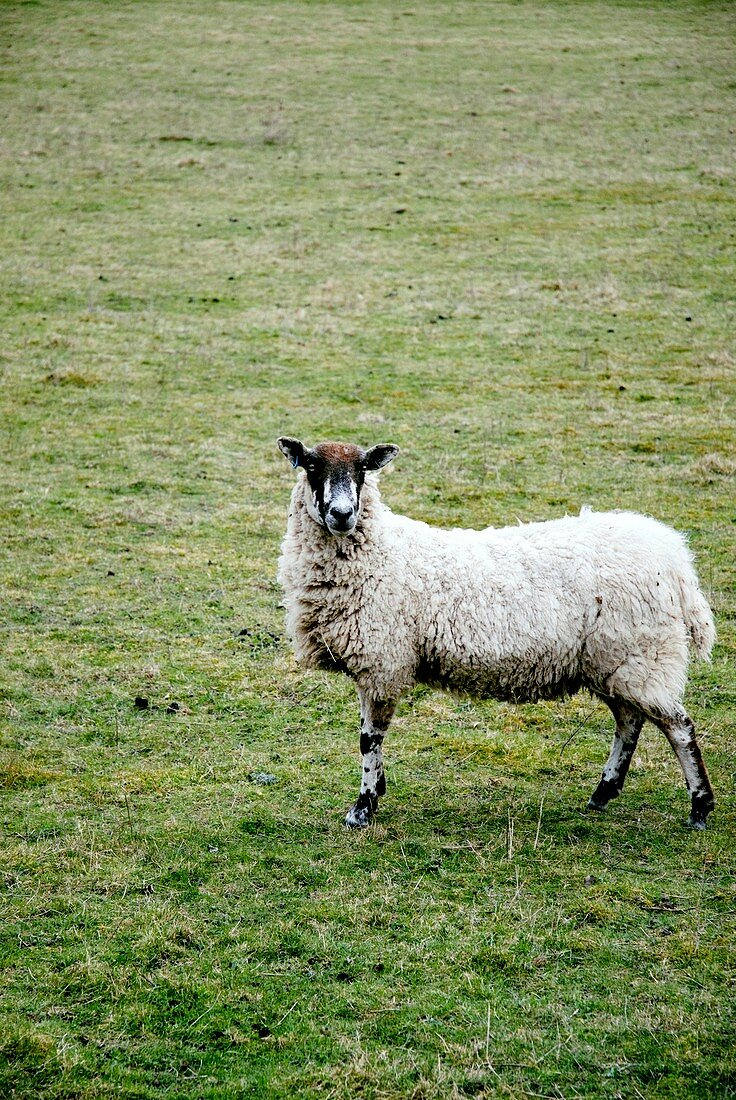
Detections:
587,777,621,811
356,790,377,812
686,734,705,769
376,772,386,797
360,731,383,755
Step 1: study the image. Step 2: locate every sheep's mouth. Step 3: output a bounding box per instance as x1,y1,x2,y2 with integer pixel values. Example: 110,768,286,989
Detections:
325,517,358,536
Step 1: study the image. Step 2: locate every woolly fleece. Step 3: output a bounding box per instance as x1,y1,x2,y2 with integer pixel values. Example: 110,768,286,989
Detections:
278,474,715,719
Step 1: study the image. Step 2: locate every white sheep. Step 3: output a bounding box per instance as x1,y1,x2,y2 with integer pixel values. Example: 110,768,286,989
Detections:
277,438,716,830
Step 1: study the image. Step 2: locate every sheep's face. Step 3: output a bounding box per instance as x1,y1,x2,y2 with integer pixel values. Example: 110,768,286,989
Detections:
278,438,399,536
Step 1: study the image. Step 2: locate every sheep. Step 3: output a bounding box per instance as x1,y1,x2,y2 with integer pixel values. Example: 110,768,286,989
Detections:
277,437,716,831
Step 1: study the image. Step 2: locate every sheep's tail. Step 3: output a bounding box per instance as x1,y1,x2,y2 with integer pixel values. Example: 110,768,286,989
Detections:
679,566,716,661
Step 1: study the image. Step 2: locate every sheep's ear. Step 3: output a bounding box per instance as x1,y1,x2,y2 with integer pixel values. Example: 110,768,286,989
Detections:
364,444,399,471
278,437,308,469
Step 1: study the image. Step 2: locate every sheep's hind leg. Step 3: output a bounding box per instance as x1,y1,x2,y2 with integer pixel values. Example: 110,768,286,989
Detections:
345,692,395,829
651,707,715,830
588,698,644,812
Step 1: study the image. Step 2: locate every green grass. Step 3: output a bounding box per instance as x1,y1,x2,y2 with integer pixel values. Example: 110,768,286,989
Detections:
1,1,735,1096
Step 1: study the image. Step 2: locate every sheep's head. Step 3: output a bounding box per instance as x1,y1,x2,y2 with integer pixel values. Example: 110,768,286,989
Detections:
278,438,399,536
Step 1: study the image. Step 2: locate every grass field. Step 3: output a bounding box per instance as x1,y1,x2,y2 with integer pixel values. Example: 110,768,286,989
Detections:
1,1,735,1096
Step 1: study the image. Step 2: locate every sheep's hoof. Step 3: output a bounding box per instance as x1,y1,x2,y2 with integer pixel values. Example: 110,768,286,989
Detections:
687,791,714,831
345,792,377,829
345,809,371,829
587,778,620,812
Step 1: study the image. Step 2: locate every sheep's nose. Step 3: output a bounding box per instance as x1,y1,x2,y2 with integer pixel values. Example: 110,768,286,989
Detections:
327,504,355,531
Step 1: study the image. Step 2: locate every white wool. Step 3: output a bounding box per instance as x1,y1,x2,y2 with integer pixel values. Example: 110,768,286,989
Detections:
278,475,715,718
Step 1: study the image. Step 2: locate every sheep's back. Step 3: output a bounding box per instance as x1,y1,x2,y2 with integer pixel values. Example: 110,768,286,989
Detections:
402,509,696,703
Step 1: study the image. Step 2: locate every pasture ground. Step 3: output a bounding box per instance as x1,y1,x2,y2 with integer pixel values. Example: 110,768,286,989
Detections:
1,2,734,1097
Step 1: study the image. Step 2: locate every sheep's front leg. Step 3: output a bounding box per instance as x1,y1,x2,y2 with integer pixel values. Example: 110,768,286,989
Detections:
345,691,396,828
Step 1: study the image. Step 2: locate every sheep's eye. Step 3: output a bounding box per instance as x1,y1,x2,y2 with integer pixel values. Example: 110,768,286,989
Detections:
306,463,316,473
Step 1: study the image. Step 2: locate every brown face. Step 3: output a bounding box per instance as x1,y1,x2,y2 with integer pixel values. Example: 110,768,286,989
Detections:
278,438,399,536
